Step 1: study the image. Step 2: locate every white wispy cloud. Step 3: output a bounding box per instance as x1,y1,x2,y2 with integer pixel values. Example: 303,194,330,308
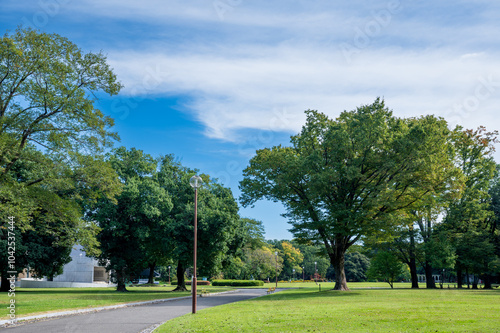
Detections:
107,41,500,141
12,0,500,142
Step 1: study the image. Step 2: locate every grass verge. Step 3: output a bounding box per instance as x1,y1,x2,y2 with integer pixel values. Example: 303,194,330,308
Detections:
156,286,500,332
0,285,233,319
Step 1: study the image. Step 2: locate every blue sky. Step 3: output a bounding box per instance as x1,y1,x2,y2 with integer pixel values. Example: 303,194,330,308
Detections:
2,0,500,240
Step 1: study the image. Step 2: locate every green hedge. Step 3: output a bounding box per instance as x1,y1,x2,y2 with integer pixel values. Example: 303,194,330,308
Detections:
211,280,264,287
171,280,211,286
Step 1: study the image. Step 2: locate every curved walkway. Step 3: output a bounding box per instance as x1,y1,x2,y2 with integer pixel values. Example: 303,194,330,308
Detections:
1,288,273,333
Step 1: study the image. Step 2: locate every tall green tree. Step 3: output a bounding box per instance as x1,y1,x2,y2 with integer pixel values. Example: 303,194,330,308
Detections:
444,127,498,288
485,165,500,288
223,218,266,279
0,27,122,291
240,99,454,290
91,148,172,292
156,157,240,291
367,251,405,288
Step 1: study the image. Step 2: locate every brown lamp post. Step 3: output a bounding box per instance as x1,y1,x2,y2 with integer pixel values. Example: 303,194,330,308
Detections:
189,175,203,314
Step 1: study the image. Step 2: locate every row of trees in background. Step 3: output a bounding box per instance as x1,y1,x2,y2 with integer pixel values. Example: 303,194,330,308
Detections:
90,148,241,291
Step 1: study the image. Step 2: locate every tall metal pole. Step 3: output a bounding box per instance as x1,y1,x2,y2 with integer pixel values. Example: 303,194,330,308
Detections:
168,266,171,284
302,266,305,281
192,187,198,314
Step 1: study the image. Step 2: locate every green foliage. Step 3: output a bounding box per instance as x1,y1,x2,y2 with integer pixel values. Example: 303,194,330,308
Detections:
171,280,212,286
211,279,264,286
0,27,121,172
238,244,283,281
444,127,499,286
156,157,240,289
91,147,172,291
0,27,123,291
344,252,370,282
367,251,405,288
291,241,329,279
240,98,453,290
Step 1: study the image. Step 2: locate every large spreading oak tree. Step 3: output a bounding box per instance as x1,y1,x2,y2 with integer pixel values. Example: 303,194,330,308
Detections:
240,98,454,290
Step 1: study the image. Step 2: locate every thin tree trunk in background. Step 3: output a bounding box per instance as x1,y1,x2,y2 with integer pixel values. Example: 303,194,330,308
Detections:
409,226,419,289
456,265,463,289
173,261,188,292
147,262,156,284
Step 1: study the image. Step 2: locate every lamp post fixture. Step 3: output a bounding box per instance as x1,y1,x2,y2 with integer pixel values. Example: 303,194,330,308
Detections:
293,269,295,281
168,266,171,284
275,251,278,288
189,175,203,314
302,266,305,281
315,261,317,284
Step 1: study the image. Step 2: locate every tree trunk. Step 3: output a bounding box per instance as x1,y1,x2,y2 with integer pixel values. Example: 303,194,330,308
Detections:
147,262,156,284
409,228,419,289
331,251,349,291
115,269,128,292
483,274,492,289
472,275,478,289
409,258,419,289
456,265,463,289
424,261,436,289
465,268,470,289
1,274,12,292
173,261,188,292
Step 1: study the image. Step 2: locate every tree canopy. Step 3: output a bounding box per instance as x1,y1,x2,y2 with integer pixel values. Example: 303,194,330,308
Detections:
240,98,455,290
0,27,122,291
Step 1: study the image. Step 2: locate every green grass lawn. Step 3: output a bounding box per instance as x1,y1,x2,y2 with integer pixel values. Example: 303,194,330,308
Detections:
157,285,500,333
257,281,430,289
0,285,232,319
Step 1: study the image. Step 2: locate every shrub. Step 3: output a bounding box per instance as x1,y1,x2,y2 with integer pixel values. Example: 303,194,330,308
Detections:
212,280,264,286
171,280,211,286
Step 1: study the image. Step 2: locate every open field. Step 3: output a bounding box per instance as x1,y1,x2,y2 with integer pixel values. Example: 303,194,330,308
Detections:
257,281,431,289
157,285,500,332
0,285,232,320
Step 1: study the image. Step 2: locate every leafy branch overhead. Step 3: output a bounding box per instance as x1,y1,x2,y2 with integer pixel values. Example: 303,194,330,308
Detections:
0,27,122,176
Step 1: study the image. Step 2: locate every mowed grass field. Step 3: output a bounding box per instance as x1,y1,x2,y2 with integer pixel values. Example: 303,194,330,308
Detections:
0,285,232,319
157,284,500,333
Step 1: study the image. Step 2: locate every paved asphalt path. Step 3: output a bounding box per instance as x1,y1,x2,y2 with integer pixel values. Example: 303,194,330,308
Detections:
1,288,271,333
